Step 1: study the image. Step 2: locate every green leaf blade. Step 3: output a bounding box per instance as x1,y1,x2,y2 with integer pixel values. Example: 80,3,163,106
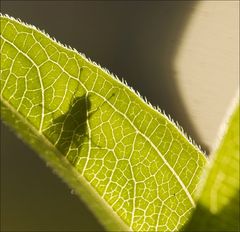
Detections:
0,15,206,231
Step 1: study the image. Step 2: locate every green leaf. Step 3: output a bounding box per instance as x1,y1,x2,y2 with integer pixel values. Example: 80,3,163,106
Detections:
184,101,239,231
0,15,206,231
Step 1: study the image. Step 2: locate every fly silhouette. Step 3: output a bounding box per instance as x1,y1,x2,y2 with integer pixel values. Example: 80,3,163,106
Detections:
45,92,116,164
46,95,90,159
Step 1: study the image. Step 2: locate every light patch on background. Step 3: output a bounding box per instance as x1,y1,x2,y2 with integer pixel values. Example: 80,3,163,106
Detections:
175,1,239,152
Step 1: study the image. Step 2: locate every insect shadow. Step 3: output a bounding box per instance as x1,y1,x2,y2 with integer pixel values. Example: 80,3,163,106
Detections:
45,92,115,164
45,94,91,162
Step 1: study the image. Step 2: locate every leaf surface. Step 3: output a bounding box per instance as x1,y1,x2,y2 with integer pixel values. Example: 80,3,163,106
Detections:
0,15,206,231
184,101,239,231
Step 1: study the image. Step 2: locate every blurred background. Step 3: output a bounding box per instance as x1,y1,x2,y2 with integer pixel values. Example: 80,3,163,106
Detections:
1,1,239,231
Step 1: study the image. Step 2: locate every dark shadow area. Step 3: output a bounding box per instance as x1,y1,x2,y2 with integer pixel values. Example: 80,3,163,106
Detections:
46,95,90,164
0,121,105,232
46,92,115,160
182,191,240,231
1,1,209,231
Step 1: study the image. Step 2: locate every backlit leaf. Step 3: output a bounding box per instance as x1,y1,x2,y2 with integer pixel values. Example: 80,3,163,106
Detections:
0,15,206,231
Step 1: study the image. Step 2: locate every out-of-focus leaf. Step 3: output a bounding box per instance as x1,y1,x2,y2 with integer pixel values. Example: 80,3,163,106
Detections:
184,102,239,231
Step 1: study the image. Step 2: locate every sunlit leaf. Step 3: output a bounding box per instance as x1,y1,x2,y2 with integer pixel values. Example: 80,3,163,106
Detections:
0,15,207,231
